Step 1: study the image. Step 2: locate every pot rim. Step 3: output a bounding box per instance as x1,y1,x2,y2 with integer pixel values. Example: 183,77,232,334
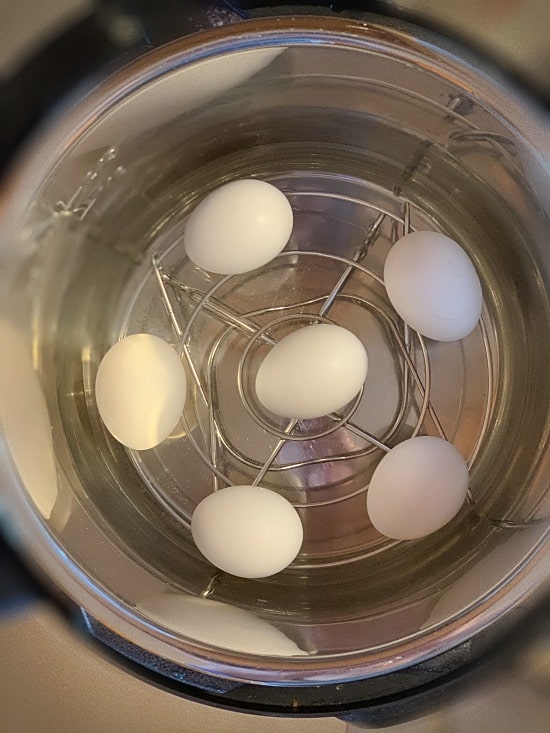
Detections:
0,15,548,686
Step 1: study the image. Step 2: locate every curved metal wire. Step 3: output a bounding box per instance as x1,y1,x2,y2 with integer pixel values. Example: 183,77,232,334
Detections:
155,248,446,507
149,199,536,528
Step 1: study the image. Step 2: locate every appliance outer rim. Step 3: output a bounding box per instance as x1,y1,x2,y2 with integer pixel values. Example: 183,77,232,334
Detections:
0,15,548,689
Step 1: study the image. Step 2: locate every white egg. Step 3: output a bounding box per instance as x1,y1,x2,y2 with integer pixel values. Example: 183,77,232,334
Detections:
95,334,187,450
191,485,303,578
384,231,482,341
255,324,368,420
184,179,293,275
367,436,469,540
138,595,308,656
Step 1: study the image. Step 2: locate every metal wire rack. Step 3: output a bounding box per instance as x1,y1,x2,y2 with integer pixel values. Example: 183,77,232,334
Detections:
140,192,537,532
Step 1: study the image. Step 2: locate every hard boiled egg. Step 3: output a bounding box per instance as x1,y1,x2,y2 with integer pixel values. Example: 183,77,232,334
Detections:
255,324,368,420
191,485,303,578
184,179,293,274
384,231,482,341
95,334,187,450
366,436,469,540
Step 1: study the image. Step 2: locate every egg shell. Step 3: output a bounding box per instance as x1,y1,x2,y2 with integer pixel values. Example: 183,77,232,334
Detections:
95,334,187,450
184,179,293,275
255,324,368,420
191,485,303,578
138,595,308,656
367,436,469,540
384,231,482,341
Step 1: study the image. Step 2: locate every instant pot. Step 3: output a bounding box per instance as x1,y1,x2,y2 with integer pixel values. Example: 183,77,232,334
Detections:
1,1,549,728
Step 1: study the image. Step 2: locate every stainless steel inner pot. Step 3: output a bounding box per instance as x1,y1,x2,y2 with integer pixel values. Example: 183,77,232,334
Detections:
0,16,548,687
